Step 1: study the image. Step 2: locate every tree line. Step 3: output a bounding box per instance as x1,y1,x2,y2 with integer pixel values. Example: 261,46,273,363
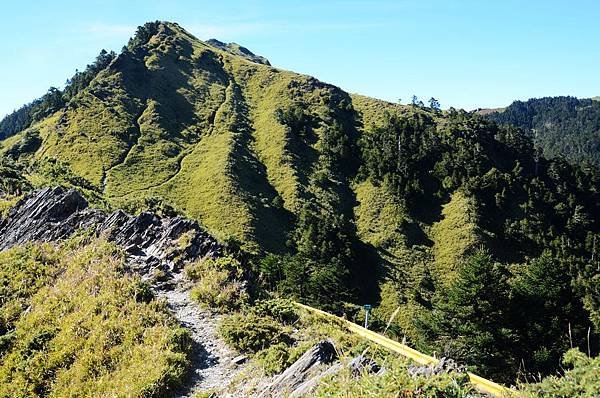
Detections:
0,50,116,141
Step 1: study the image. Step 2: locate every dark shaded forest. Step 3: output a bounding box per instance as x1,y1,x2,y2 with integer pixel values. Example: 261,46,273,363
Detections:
485,96,600,169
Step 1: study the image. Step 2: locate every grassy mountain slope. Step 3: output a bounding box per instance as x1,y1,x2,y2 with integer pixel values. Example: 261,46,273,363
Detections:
2,21,600,384
348,101,600,381
0,238,190,397
9,22,359,254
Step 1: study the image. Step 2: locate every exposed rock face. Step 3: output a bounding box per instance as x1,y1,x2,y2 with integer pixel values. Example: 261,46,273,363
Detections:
254,342,390,398
0,187,103,250
0,187,222,272
97,208,222,274
260,340,340,398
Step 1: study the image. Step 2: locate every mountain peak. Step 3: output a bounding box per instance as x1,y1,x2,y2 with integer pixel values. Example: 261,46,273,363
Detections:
125,20,186,50
206,38,270,65
123,21,270,66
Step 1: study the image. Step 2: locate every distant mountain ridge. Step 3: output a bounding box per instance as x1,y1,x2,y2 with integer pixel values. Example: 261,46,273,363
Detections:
481,96,600,168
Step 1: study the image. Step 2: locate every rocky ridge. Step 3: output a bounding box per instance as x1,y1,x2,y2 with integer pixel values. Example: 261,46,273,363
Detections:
0,186,222,270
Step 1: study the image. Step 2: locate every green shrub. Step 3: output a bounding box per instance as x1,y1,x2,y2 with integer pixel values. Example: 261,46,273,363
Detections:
315,355,474,397
120,195,179,218
192,390,217,398
0,243,59,335
4,129,42,159
218,313,291,353
0,194,22,219
130,280,154,304
254,343,292,375
186,256,248,312
522,349,600,397
0,158,30,191
254,342,309,376
251,298,299,324
150,268,169,283
185,255,244,281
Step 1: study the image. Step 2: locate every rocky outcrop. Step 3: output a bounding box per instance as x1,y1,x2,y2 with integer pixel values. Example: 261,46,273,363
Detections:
0,187,103,250
0,187,222,273
407,357,467,378
255,341,390,398
97,208,222,274
348,355,384,377
260,340,340,398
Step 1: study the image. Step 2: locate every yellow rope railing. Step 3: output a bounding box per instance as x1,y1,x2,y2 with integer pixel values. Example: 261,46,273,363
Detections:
294,302,516,397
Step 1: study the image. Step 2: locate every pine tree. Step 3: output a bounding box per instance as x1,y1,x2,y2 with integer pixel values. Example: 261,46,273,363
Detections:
425,250,516,381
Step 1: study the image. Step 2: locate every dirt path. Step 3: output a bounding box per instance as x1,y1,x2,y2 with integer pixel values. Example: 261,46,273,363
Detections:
157,271,248,397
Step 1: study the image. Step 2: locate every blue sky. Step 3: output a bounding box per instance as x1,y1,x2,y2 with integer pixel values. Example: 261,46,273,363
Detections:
1,0,599,117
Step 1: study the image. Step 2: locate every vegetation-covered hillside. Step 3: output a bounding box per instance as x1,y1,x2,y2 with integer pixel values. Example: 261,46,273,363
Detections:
0,238,190,397
1,21,599,389
483,96,600,168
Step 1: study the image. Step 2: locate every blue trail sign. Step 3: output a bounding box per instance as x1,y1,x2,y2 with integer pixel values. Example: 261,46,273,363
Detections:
363,304,372,328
